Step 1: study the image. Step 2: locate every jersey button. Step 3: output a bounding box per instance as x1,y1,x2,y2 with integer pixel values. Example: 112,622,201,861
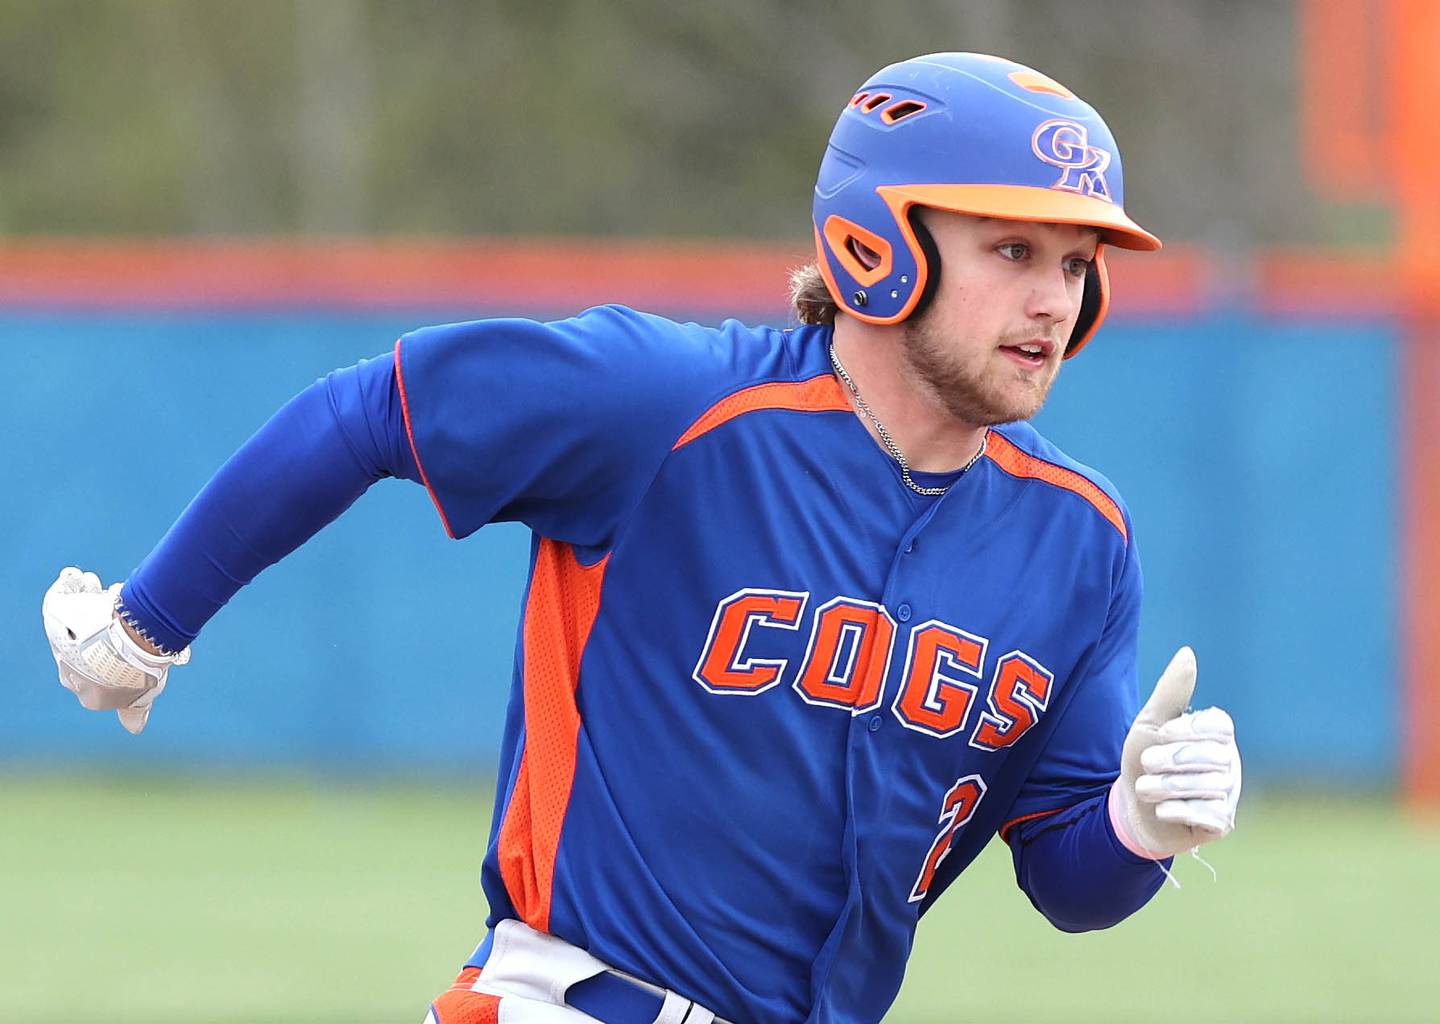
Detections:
904,541,914,554
897,603,912,622
868,714,883,732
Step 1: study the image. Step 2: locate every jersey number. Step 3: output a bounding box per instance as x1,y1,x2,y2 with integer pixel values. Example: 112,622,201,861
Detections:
909,775,987,903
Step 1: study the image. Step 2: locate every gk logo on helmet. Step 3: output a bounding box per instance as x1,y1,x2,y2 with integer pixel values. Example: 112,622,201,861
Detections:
1031,119,1112,201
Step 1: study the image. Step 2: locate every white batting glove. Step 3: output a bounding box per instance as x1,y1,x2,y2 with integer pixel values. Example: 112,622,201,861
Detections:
1108,647,1241,860
42,567,191,735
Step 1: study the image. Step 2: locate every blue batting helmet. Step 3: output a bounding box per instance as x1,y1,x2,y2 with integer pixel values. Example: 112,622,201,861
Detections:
813,52,1160,356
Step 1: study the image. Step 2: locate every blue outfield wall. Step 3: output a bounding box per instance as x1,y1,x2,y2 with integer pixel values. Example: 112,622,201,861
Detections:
0,308,1399,784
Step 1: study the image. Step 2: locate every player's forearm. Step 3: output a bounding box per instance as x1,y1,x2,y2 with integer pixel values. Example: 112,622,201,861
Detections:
1008,792,1170,933
120,356,419,652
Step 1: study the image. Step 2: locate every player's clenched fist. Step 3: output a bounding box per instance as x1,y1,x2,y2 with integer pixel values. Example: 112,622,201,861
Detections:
1108,647,1242,860
41,567,190,735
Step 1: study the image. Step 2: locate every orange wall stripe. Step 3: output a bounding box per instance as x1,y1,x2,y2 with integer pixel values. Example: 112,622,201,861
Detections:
984,431,1128,543
0,237,805,314
1101,246,1209,317
672,374,852,450
0,238,1404,319
1254,249,1399,317
0,237,1206,315
496,539,609,932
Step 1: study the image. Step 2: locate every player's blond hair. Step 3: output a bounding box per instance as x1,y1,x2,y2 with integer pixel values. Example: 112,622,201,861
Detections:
788,261,839,325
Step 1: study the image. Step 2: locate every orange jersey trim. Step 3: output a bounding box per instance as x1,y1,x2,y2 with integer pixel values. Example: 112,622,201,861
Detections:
983,431,1128,543
672,374,852,450
393,338,458,540
497,539,610,933
998,807,1066,843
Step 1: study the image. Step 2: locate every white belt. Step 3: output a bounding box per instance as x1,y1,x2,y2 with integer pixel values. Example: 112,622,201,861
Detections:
472,919,733,1024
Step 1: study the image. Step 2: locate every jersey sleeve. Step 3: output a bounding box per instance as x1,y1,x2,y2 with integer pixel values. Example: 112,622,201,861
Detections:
120,353,421,653
1000,518,1143,835
1005,791,1167,932
394,305,737,546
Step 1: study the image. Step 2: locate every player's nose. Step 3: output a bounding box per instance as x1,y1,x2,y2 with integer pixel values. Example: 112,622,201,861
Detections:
1024,267,1080,326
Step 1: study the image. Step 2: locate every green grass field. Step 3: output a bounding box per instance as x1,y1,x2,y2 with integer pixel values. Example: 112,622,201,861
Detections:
2,774,1436,1022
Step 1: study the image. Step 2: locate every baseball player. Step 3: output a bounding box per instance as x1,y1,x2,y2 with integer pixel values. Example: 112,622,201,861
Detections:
42,53,1241,1024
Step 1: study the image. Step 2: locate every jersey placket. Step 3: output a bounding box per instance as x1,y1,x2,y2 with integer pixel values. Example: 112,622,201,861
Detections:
806,485,956,1016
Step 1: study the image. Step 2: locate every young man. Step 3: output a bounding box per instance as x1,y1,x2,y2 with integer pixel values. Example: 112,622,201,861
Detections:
43,53,1241,1024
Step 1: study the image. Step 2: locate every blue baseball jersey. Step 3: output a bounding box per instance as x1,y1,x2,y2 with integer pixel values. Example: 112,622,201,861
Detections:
394,304,1142,1024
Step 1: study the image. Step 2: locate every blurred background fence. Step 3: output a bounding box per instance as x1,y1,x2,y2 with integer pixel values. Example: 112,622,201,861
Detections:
2,0,1433,797
0,258,1406,788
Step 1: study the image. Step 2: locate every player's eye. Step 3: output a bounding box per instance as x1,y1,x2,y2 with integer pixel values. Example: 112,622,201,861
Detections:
1065,256,1093,278
997,242,1029,261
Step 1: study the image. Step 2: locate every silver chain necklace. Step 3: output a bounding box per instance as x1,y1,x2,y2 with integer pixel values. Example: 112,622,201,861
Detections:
829,342,988,496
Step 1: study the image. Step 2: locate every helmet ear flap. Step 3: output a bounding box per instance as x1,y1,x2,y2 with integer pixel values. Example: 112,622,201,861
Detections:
906,210,943,322
1064,244,1110,358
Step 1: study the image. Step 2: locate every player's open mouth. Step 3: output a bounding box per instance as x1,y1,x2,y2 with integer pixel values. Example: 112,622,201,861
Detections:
999,343,1048,368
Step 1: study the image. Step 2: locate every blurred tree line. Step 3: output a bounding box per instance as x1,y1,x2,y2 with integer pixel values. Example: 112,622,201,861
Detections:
0,0,1353,249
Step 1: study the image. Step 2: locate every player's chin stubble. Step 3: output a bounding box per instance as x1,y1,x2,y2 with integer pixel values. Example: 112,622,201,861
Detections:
901,317,1057,428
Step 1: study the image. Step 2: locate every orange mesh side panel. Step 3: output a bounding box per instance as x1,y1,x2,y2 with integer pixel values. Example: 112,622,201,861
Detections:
429,978,500,1024
672,375,852,450
497,539,610,932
